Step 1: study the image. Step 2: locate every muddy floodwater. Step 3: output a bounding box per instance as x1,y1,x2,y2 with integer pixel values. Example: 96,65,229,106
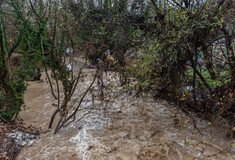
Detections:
15,64,235,160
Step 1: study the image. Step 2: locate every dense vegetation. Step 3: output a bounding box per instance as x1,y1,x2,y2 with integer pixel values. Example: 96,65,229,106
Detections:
0,0,234,136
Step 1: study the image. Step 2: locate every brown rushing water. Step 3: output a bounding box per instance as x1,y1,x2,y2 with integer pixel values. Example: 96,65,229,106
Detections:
16,60,235,160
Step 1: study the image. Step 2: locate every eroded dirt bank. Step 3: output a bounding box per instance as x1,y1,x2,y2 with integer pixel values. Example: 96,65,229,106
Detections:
16,69,235,160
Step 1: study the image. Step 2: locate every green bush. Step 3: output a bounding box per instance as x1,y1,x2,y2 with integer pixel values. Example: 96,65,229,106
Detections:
125,0,235,125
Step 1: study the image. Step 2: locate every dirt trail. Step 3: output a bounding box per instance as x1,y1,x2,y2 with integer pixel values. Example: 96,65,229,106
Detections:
16,68,235,160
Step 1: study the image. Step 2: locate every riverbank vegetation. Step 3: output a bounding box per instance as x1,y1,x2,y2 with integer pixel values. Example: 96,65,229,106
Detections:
0,0,234,138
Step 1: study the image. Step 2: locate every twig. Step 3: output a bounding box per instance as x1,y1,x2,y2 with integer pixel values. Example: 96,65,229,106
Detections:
178,105,204,136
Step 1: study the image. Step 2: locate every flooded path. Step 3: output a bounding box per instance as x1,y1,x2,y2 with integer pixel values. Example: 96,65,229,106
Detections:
16,68,235,160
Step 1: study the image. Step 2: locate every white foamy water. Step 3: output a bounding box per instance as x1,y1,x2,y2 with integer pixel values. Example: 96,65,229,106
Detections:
8,130,38,147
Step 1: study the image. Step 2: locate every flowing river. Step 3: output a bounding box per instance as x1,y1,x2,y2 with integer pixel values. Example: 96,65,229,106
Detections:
14,59,235,160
